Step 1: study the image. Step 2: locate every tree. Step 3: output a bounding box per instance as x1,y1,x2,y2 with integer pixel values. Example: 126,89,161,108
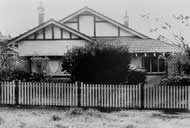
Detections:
140,13,190,48
1,55,23,72
141,13,190,76
62,44,131,84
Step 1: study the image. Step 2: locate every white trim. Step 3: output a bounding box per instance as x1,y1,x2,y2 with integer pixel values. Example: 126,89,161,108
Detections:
60,7,148,39
8,19,94,45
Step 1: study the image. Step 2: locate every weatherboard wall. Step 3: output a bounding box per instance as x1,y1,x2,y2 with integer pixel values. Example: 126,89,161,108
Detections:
18,40,87,56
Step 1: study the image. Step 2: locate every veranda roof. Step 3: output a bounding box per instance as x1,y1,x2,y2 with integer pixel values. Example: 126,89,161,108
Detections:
95,37,181,53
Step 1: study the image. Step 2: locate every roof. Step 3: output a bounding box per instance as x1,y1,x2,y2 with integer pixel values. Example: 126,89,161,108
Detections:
95,37,181,53
8,19,95,45
59,6,150,39
1,47,18,54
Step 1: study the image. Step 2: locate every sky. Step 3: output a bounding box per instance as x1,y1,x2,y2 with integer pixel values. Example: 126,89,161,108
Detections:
1,0,190,42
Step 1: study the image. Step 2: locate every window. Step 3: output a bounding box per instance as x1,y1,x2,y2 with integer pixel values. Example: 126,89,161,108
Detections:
142,57,165,73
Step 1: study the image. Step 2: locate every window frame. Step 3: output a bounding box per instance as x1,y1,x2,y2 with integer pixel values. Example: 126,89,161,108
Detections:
142,57,165,74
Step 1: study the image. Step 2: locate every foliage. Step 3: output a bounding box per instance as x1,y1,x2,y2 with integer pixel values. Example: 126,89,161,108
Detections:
140,13,190,48
0,55,47,81
62,45,131,84
0,70,45,81
127,70,147,84
31,56,49,74
167,48,190,76
1,55,23,72
158,76,190,86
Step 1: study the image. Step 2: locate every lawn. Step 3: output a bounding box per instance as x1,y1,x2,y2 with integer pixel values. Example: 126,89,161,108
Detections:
0,107,190,128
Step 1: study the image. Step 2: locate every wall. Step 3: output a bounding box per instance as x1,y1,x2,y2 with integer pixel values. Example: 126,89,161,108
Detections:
18,40,87,56
64,14,135,37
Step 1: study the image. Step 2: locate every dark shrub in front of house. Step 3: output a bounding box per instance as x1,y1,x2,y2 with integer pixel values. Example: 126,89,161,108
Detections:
127,70,147,84
62,45,131,84
158,76,190,86
62,44,146,84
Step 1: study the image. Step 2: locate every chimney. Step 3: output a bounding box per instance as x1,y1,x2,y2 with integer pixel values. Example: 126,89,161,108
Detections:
124,10,129,27
38,2,45,25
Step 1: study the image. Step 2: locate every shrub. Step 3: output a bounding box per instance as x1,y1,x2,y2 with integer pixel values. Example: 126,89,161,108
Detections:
167,47,190,76
127,70,147,84
0,70,45,81
62,45,131,84
158,76,190,86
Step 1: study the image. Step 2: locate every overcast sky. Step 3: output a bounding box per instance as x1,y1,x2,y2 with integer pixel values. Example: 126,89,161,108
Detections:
1,0,190,41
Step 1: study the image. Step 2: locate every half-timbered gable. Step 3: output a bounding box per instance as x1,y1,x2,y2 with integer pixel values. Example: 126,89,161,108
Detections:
60,7,148,38
9,19,94,56
26,24,79,40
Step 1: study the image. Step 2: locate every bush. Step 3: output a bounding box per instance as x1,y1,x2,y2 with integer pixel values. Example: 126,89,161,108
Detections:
0,70,45,81
158,76,190,86
127,70,147,84
167,47,190,76
62,45,131,84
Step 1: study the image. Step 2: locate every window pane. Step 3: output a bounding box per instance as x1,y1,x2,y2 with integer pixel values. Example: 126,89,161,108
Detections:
159,59,165,72
143,57,150,72
152,57,158,72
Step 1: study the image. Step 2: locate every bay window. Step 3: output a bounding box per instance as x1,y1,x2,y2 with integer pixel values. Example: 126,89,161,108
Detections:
142,57,165,73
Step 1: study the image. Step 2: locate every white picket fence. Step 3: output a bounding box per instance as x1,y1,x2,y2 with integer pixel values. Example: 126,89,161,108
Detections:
0,81,189,110
0,81,15,105
144,85,189,109
18,82,78,106
80,84,141,108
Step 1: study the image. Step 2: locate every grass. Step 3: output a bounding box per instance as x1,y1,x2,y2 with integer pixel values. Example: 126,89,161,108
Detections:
0,107,189,128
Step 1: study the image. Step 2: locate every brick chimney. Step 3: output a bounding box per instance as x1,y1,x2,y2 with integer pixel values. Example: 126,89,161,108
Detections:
124,10,129,27
37,2,45,25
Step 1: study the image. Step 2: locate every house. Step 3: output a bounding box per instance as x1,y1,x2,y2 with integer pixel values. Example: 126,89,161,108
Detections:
7,6,180,78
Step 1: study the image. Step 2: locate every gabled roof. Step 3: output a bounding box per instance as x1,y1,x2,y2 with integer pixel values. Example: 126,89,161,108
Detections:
96,37,181,53
59,6,150,39
8,19,95,45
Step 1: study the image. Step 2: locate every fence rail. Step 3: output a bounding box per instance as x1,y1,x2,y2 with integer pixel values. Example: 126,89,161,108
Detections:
0,81,189,110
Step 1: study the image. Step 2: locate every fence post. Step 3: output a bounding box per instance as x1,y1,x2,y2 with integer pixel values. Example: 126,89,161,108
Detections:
141,83,144,109
15,80,19,106
188,85,190,110
77,82,81,107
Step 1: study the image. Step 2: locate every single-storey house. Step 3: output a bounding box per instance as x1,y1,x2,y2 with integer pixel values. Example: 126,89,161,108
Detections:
7,7,180,78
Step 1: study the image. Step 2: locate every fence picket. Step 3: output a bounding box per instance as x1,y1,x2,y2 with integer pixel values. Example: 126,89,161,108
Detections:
13,81,15,104
9,82,12,104
173,86,175,109
83,83,85,107
146,86,149,108
69,83,71,106
59,83,61,106
60,83,63,106
186,86,188,109
185,86,187,109
7,82,10,104
188,86,190,110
